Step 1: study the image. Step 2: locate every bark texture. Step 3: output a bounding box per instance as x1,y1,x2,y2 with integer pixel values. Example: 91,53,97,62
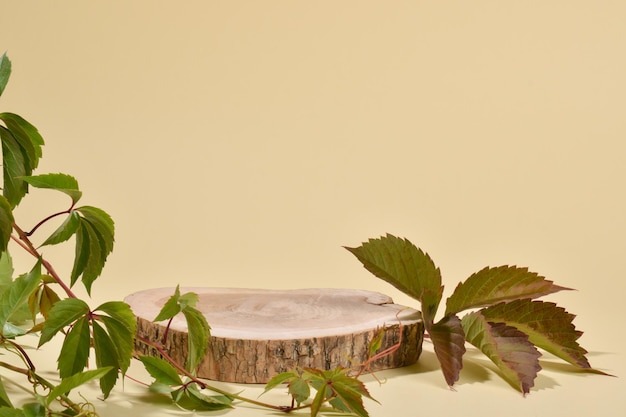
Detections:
126,287,424,383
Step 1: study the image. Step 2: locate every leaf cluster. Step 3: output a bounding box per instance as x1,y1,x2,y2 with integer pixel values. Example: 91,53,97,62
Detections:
346,234,600,394
263,367,376,417
0,52,124,415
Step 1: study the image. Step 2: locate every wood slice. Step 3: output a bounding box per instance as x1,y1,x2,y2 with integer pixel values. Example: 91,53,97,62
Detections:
125,287,424,383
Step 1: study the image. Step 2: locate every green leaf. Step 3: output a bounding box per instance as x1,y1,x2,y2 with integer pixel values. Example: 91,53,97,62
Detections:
261,370,299,396
462,311,542,394
98,315,135,376
92,321,119,398
46,367,113,406
0,408,23,417
0,252,14,291
95,301,136,375
0,113,43,166
481,299,591,369
0,53,11,97
0,113,44,207
148,382,175,394
39,298,90,346
40,211,80,247
327,372,374,417
21,173,82,204
21,403,44,417
345,234,443,322
0,251,32,324
446,265,571,315
428,314,466,387
76,206,114,253
0,197,13,253
0,376,13,408
289,377,310,405
0,127,28,208
179,291,199,310
69,225,90,288
0,253,34,324
182,306,210,372
57,316,90,378
0,260,41,334
70,207,115,294
172,385,233,411
310,382,330,417
153,285,181,322
139,356,184,386
2,322,25,338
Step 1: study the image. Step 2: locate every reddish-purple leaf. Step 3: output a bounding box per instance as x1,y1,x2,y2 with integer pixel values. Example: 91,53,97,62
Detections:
446,265,571,315
462,311,542,394
428,314,466,387
481,299,590,368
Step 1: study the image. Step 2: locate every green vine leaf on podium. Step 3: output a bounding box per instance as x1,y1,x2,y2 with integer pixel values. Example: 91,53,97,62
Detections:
152,285,210,373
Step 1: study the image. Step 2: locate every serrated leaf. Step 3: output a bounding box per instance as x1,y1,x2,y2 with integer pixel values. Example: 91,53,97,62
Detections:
345,234,443,322
310,383,330,417
0,260,41,334
70,207,114,294
0,127,27,207
182,306,210,372
179,291,199,310
171,385,233,412
21,174,82,204
139,356,184,386
92,321,119,398
329,382,369,417
0,252,36,324
98,315,134,375
0,53,11,97
69,225,90,288
149,381,175,394
289,377,311,405
58,316,90,378
462,311,542,394
76,206,114,254
481,299,590,368
46,367,113,406
153,285,181,322
0,113,43,207
39,298,90,346
446,266,571,315
40,211,80,247
428,314,466,387
0,113,43,166
0,197,13,253
261,370,299,396
95,303,135,374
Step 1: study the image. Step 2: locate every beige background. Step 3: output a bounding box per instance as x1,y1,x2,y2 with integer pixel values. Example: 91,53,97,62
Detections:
1,1,625,416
